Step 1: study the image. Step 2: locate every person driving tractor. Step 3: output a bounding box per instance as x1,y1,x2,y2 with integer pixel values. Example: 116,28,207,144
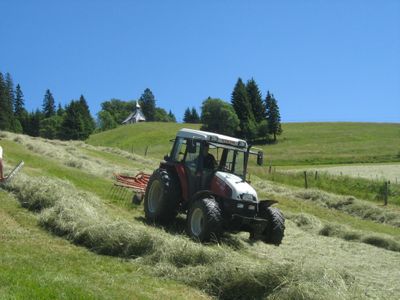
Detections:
202,143,216,169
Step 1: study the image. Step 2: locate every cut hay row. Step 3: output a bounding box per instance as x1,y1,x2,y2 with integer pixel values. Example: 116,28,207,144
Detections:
287,213,400,252
3,173,361,299
1,131,154,178
255,180,400,227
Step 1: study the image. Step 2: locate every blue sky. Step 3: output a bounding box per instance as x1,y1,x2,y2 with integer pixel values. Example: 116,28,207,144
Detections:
1,0,399,122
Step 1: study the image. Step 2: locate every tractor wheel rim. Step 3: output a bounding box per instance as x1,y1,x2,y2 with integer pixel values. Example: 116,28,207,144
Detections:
148,180,162,213
191,208,204,237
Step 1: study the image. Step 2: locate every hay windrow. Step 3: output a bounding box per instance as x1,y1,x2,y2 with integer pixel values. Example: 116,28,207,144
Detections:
286,212,400,252
255,180,400,227
1,172,362,299
2,132,153,178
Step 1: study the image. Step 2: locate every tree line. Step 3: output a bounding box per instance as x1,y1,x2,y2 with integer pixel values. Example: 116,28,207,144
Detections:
0,71,95,140
184,78,282,142
1,72,281,143
97,88,176,131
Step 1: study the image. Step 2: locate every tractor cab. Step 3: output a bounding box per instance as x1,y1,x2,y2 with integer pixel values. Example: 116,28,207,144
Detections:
164,129,262,203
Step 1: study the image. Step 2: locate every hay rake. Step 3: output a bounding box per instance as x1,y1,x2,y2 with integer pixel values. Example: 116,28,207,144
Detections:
111,172,150,204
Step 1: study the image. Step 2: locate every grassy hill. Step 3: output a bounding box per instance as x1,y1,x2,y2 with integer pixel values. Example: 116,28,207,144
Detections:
87,122,400,165
1,129,400,299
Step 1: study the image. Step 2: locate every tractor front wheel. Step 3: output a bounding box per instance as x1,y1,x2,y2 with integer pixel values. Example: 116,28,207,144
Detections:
144,169,179,224
262,207,285,245
186,198,222,242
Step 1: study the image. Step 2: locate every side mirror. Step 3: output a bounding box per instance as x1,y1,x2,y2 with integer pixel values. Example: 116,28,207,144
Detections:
187,139,197,153
257,151,264,166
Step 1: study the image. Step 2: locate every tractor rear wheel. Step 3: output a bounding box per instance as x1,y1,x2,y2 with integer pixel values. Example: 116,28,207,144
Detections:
144,169,179,224
262,207,285,245
186,198,222,242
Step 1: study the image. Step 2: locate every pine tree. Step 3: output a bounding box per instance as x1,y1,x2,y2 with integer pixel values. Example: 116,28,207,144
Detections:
26,110,43,137
168,110,176,122
60,100,86,140
14,84,25,117
231,78,256,139
265,92,282,141
79,95,95,137
57,103,65,116
183,107,192,123
14,84,29,134
0,72,9,130
59,97,95,140
246,78,266,123
191,107,200,123
0,73,17,131
42,89,56,118
139,88,156,121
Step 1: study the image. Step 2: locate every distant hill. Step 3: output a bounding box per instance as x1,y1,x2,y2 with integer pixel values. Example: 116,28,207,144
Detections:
87,122,400,165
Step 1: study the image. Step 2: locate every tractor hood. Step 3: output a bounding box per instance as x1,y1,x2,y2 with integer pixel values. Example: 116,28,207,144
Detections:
215,171,258,202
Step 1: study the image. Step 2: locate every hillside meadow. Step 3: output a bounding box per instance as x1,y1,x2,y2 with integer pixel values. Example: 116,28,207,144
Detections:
1,124,400,299
87,122,400,165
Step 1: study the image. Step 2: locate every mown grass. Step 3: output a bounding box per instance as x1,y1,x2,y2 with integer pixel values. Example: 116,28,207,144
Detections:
255,179,400,228
87,122,400,165
3,173,364,299
0,191,208,300
287,212,400,252
2,130,400,299
252,168,400,206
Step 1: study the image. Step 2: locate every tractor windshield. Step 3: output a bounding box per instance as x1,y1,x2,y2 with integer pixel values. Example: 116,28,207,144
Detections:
215,145,246,179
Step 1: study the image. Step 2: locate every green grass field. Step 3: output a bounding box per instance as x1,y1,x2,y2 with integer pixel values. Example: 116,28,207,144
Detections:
87,122,400,165
1,123,400,299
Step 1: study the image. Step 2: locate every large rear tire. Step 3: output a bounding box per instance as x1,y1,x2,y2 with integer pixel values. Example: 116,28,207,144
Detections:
186,198,222,242
144,169,179,224
262,207,285,245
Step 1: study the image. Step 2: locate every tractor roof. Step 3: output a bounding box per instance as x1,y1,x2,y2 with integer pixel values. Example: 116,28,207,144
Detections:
177,128,248,148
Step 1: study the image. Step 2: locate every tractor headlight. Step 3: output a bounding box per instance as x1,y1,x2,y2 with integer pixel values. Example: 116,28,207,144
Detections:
241,193,254,201
237,203,244,209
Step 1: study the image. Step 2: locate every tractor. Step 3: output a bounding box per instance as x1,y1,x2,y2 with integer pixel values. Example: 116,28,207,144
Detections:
144,128,285,245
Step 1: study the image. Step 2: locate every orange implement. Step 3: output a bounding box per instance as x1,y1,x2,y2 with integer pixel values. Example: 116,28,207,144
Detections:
114,172,150,193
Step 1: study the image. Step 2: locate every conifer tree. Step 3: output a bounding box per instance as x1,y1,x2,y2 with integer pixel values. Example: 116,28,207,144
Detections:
231,78,256,139
168,110,177,122
246,78,266,123
26,110,43,137
42,89,56,118
5,73,18,132
0,72,9,130
183,107,192,123
265,92,282,141
79,95,95,137
139,88,156,121
14,84,29,134
60,100,86,140
191,107,200,123
57,103,65,116
14,84,25,117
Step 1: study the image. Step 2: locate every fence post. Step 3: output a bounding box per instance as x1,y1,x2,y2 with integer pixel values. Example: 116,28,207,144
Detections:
315,171,318,180
144,146,149,157
384,181,389,206
269,164,272,174
304,171,308,189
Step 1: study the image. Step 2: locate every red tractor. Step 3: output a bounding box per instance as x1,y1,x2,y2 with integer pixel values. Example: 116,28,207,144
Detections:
144,128,285,244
